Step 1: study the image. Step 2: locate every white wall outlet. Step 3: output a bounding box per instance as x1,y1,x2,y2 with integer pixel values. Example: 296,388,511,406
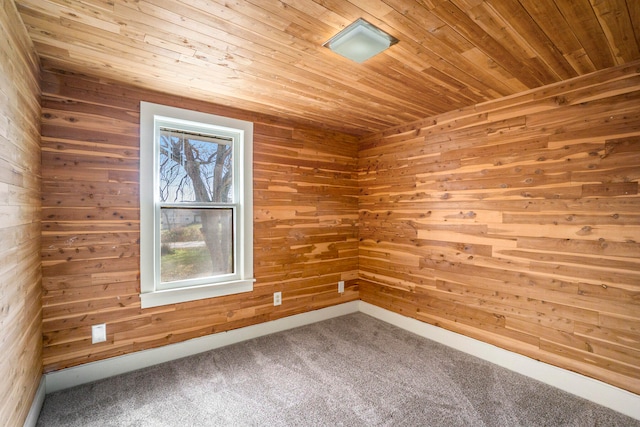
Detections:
338,280,345,293
92,324,107,344
273,291,282,306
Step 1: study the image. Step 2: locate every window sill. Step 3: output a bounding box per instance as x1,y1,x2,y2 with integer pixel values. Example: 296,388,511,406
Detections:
140,279,255,308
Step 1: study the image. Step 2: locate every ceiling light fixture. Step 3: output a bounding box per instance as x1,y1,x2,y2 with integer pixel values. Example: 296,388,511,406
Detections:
323,18,398,63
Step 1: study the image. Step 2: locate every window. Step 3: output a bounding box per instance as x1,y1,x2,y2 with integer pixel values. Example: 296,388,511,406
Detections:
140,102,254,308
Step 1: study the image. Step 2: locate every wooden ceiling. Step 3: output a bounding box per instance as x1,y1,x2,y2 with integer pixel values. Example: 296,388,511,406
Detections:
14,0,640,135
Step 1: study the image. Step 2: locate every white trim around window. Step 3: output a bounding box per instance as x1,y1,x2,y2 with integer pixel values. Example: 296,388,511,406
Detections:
139,101,254,308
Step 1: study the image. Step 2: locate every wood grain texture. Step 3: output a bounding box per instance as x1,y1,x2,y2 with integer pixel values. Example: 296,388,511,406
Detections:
0,1,42,426
14,0,640,135
358,60,640,395
40,70,359,372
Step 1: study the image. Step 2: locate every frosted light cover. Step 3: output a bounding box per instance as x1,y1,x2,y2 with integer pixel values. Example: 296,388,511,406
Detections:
324,19,398,63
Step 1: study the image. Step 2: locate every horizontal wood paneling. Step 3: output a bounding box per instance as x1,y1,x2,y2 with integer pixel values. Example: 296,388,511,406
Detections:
14,0,640,135
0,1,42,426
358,61,640,395
40,70,359,372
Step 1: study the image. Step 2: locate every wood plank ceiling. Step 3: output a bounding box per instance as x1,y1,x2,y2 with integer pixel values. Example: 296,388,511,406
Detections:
14,0,640,135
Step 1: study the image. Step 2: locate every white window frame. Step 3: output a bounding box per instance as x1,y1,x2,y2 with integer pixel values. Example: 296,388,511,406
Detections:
139,101,254,308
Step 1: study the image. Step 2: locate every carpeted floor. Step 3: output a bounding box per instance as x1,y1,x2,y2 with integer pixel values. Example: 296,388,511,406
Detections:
37,313,639,426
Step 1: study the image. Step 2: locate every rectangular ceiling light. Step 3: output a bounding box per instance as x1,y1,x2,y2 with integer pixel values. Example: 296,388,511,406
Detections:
323,18,398,63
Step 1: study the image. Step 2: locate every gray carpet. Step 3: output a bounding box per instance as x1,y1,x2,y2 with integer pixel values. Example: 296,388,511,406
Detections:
37,313,639,426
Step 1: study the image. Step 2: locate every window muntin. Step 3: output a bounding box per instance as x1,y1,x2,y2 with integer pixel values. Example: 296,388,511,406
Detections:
140,102,253,308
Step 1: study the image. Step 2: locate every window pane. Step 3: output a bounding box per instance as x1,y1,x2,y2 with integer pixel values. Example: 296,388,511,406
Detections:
159,129,233,203
160,208,234,283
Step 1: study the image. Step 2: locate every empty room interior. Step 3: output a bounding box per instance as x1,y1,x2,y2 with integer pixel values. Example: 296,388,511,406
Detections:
2,0,640,425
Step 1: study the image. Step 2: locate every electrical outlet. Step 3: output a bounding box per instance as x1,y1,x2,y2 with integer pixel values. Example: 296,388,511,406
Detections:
273,291,282,306
92,324,107,344
338,280,345,293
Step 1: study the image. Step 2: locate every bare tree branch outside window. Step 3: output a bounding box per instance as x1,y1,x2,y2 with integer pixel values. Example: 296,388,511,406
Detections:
158,130,234,283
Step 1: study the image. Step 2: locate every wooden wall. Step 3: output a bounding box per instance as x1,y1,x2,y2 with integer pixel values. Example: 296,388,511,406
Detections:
40,69,359,372
358,61,640,395
34,34,640,400
0,1,43,426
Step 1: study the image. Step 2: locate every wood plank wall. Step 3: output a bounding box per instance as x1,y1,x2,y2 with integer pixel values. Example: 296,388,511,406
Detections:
358,61,640,395
40,69,359,372
0,1,43,426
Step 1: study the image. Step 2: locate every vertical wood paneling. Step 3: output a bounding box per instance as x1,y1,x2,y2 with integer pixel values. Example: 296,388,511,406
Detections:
358,61,640,395
0,1,42,426
40,70,359,372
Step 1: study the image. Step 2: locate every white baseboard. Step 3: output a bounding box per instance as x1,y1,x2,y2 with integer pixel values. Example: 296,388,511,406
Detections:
23,376,45,427
37,299,639,422
44,301,359,393
358,301,640,421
